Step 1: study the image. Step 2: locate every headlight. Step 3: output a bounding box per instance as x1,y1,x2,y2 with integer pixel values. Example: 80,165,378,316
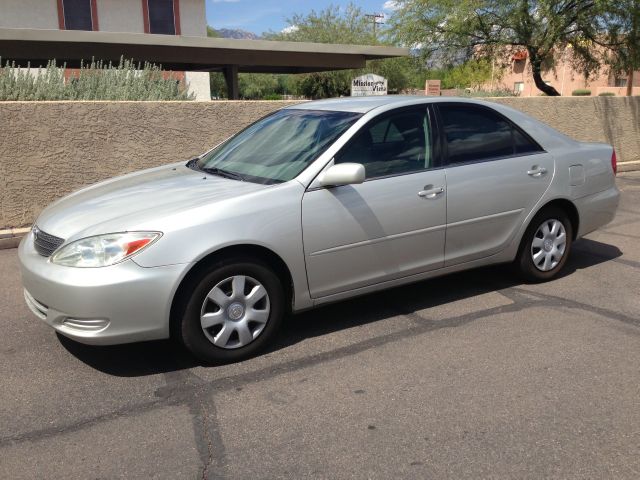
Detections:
50,232,161,268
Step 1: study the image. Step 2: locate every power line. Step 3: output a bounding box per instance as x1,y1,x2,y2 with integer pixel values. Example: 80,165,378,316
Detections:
365,13,385,41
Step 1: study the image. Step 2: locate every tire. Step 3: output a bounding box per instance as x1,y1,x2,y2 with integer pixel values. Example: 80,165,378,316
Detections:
516,206,573,283
177,257,285,364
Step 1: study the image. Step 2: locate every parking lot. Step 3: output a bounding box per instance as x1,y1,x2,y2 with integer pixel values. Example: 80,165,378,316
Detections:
0,172,638,479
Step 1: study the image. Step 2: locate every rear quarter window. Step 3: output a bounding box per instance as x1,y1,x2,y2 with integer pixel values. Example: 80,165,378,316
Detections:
438,104,542,165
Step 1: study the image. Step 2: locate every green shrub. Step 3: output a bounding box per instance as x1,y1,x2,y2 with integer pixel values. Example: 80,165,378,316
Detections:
262,93,282,100
571,89,592,96
462,89,519,98
0,57,194,101
598,92,616,96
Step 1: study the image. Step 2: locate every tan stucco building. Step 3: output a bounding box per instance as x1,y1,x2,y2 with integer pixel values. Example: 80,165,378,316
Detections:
0,0,211,99
491,49,640,97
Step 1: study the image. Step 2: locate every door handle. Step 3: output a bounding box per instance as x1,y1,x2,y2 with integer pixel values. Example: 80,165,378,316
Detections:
418,186,445,199
527,166,547,177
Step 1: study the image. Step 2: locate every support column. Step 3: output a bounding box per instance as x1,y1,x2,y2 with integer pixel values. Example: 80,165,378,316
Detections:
223,65,239,100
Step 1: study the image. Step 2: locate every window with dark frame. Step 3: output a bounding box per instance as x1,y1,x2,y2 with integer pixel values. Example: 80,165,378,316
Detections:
439,105,541,165
62,0,93,31
148,0,176,35
336,109,432,179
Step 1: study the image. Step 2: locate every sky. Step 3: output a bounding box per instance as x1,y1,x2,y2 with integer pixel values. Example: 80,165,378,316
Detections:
206,0,398,35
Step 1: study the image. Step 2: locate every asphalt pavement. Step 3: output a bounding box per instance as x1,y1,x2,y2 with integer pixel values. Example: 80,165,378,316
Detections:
1,172,639,479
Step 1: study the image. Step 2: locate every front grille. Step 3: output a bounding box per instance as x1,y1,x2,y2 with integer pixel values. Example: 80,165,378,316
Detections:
32,226,64,257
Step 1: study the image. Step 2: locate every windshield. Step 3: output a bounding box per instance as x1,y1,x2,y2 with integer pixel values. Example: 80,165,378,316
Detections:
196,109,362,184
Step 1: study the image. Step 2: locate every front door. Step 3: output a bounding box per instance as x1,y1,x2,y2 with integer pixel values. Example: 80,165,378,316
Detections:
302,106,447,298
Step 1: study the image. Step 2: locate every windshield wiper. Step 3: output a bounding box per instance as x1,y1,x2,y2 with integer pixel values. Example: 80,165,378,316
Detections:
201,166,246,182
188,158,247,182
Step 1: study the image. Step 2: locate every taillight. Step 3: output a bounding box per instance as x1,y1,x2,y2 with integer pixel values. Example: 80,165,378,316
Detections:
611,149,617,176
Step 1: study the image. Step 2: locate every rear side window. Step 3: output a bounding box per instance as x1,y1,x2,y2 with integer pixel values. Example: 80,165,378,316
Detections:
438,105,541,165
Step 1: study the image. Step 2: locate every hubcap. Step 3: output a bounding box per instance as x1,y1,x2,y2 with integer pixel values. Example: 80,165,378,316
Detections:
227,303,245,320
200,275,270,349
531,219,567,272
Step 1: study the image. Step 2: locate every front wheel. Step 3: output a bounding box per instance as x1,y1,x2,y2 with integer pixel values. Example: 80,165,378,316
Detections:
178,258,285,364
516,207,573,283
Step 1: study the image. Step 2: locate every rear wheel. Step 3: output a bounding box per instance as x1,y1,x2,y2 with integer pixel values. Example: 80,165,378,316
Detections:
516,207,573,283
178,258,285,364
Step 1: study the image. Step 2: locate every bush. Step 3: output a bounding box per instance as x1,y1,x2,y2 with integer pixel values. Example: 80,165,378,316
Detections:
598,92,616,96
0,57,194,101
461,89,519,98
572,89,592,96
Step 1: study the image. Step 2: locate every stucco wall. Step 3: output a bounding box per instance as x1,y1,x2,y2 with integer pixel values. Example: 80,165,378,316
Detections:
97,0,145,33
491,97,640,170
179,0,207,36
0,0,206,34
0,101,301,229
0,97,638,229
0,0,59,29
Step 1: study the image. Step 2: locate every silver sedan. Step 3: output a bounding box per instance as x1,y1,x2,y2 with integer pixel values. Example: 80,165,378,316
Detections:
19,96,620,363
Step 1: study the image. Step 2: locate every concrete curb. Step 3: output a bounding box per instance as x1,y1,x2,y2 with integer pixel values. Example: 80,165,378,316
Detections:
619,161,640,173
0,227,29,250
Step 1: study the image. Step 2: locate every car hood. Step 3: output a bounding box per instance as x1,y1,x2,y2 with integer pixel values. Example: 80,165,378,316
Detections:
35,163,270,240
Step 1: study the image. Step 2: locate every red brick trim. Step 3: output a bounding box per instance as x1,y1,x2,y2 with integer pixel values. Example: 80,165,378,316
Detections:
56,0,66,29
63,68,80,81
162,70,185,83
173,0,181,35
90,0,99,31
142,0,150,33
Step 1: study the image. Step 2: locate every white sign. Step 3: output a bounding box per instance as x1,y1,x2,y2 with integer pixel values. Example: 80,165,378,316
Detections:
351,74,387,96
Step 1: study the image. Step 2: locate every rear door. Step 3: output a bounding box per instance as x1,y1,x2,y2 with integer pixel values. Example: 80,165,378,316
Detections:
435,103,554,266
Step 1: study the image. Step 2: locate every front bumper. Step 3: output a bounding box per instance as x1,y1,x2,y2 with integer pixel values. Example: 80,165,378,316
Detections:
18,232,189,345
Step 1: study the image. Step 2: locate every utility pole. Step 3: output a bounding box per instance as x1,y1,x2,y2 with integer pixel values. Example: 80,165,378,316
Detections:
365,13,384,42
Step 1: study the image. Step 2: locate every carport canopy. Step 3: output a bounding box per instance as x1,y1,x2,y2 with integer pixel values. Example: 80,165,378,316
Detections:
0,28,409,99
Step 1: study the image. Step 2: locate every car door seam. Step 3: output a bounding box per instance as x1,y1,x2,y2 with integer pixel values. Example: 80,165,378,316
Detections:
309,224,447,257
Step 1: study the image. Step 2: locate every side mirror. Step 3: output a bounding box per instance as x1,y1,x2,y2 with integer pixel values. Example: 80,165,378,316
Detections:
318,163,365,187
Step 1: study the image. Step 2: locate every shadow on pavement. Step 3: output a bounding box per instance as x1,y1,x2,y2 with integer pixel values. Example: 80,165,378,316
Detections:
59,237,621,377
57,336,202,375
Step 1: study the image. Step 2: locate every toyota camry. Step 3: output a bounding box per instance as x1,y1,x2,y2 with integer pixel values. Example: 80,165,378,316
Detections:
19,96,620,363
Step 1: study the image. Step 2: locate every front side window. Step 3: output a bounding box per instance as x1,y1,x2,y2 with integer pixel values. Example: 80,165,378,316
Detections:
439,105,541,165
196,109,361,184
148,0,176,35
336,109,431,179
62,0,93,31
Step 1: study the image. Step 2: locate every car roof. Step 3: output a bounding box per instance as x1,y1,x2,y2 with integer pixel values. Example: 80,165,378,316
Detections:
285,95,492,113
285,95,577,151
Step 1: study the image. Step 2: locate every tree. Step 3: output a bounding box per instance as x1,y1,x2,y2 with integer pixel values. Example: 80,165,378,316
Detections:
238,73,280,99
264,4,373,45
599,0,640,95
442,59,494,89
388,0,601,96
263,4,427,97
206,26,221,38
